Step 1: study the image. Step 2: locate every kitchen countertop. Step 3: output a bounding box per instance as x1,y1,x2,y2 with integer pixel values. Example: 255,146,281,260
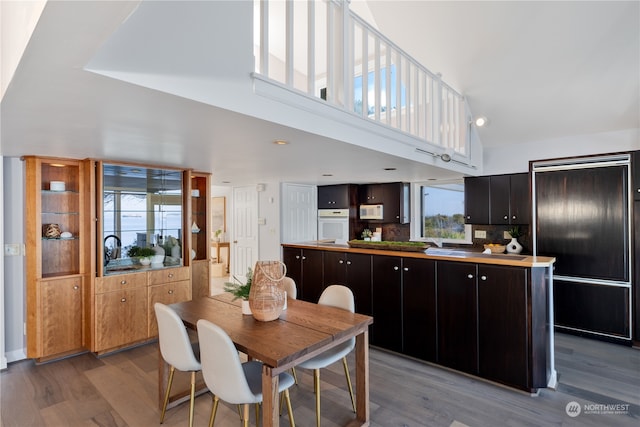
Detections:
282,242,555,268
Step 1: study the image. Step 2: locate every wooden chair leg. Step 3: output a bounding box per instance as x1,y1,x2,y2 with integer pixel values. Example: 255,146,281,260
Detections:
208,395,219,427
314,369,321,427
342,357,356,413
189,371,196,427
284,388,295,427
160,366,175,424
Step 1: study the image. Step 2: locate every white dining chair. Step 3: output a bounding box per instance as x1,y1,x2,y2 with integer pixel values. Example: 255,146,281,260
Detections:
196,318,296,427
281,276,297,300
155,303,202,427
297,285,356,427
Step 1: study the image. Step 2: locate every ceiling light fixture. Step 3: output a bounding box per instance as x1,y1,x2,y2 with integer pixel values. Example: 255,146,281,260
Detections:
472,116,488,127
273,139,289,145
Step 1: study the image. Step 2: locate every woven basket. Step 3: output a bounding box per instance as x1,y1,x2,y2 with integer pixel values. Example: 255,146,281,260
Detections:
249,261,286,322
42,223,61,239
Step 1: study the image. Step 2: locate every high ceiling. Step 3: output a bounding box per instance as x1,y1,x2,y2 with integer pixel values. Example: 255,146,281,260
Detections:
1,1,638,186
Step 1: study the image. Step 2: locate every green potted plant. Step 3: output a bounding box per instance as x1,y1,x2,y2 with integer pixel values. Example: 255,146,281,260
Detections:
224,267,253,314
361,229,373,241
126,245,156,265
213,228,223,242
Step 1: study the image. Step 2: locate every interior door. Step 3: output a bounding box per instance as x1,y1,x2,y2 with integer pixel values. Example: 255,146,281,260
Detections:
232,186,258,279
281,183,317,243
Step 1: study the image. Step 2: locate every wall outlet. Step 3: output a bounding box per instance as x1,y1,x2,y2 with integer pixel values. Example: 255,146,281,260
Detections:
474,230,486,239
4,243,21,256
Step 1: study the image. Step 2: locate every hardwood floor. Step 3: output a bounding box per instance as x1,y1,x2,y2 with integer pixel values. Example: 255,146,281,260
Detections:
2,333,639,427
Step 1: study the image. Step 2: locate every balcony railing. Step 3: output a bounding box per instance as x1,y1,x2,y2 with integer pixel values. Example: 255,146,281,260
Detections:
254,0,469,158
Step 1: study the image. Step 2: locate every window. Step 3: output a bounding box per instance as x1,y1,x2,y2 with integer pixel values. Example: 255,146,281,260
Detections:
414,181,471,245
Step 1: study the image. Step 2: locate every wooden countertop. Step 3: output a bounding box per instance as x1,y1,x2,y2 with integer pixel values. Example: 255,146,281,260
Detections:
282,242,555,268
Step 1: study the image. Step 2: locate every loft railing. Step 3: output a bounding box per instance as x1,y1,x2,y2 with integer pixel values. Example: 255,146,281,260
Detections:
254,0,469,157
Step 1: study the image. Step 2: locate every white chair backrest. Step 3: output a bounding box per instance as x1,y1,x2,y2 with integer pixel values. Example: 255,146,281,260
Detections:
281,277,297,300
197,319,256,404
154,303,200,371
318,285,354,313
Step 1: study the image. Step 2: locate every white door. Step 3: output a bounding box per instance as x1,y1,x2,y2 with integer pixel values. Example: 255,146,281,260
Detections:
232,186,258,279
281,183,317,243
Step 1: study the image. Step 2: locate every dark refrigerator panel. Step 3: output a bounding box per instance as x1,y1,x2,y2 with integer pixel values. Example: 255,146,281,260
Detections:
535,165,629,282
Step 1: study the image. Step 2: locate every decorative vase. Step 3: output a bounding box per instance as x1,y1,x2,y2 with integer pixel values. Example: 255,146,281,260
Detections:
506,237,523,254
249,260,286,321
241,299,252,315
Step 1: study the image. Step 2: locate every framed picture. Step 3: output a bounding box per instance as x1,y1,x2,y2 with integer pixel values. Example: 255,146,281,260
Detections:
211,196,226,235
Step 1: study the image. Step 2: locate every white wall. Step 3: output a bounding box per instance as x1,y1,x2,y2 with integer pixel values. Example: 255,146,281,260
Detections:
3,157,25,363
483,128,639,175
257,181,282,261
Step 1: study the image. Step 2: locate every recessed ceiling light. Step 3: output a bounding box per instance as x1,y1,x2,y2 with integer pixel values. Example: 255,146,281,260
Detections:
384,167,396,171
322,173,333,177
273,139,289,145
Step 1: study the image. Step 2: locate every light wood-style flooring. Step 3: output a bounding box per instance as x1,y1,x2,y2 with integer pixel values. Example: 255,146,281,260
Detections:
2,331,639,427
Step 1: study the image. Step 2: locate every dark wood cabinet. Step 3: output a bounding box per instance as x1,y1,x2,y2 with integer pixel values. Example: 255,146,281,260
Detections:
477,265,528,388
466,173,530,225
464,176,490,224
436,261,478,374
318,184,356,209
323,251,372,315
282,247,324,303
490,173,530,225
358,182,410,223
554,279,630,339
402,258,437,361
371,255,403,352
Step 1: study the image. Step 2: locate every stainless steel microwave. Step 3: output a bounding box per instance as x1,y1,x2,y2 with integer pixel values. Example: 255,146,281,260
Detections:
359,204,383,220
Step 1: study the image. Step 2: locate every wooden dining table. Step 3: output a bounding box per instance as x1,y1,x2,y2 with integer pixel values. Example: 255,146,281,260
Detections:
162,293,374,427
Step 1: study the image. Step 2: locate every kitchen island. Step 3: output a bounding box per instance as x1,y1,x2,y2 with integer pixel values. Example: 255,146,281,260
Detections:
282,242,556,393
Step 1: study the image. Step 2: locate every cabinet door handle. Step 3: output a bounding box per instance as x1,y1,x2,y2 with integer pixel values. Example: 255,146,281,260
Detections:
120,280,127,285
403,267,409,271
503,215,508,220
120,298,127,303
481,275,487,281
393,266,399,271
467,274,474,279
512,215,517,220
339,260,344,264
73,285,79,290
466,215,471,220
168,273,174,278
302,256,306,260
168,290,174,294
295,255,300,259
346,260,352,265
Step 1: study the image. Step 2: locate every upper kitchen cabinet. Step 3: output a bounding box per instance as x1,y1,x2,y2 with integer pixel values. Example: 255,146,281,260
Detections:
465,173,530,225
490,173,530,225
318,184,357,209
23,156,91,360
358,182,410,223
464,176,490,224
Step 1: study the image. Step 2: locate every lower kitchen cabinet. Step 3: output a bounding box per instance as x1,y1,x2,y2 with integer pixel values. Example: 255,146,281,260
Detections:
477,265,528,388
282,247,324,302
437,261,478,374
95,286,148,352
371,255,403,352
40,276,84,358
402,258,436,361
323,251,372,315
372,256,436,356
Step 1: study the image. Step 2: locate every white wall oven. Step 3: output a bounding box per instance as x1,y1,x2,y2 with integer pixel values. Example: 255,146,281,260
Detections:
318,209,349,244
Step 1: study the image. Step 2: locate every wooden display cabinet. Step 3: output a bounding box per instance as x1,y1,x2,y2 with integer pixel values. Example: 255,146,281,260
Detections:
189,172,211,298
24,156,90,360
